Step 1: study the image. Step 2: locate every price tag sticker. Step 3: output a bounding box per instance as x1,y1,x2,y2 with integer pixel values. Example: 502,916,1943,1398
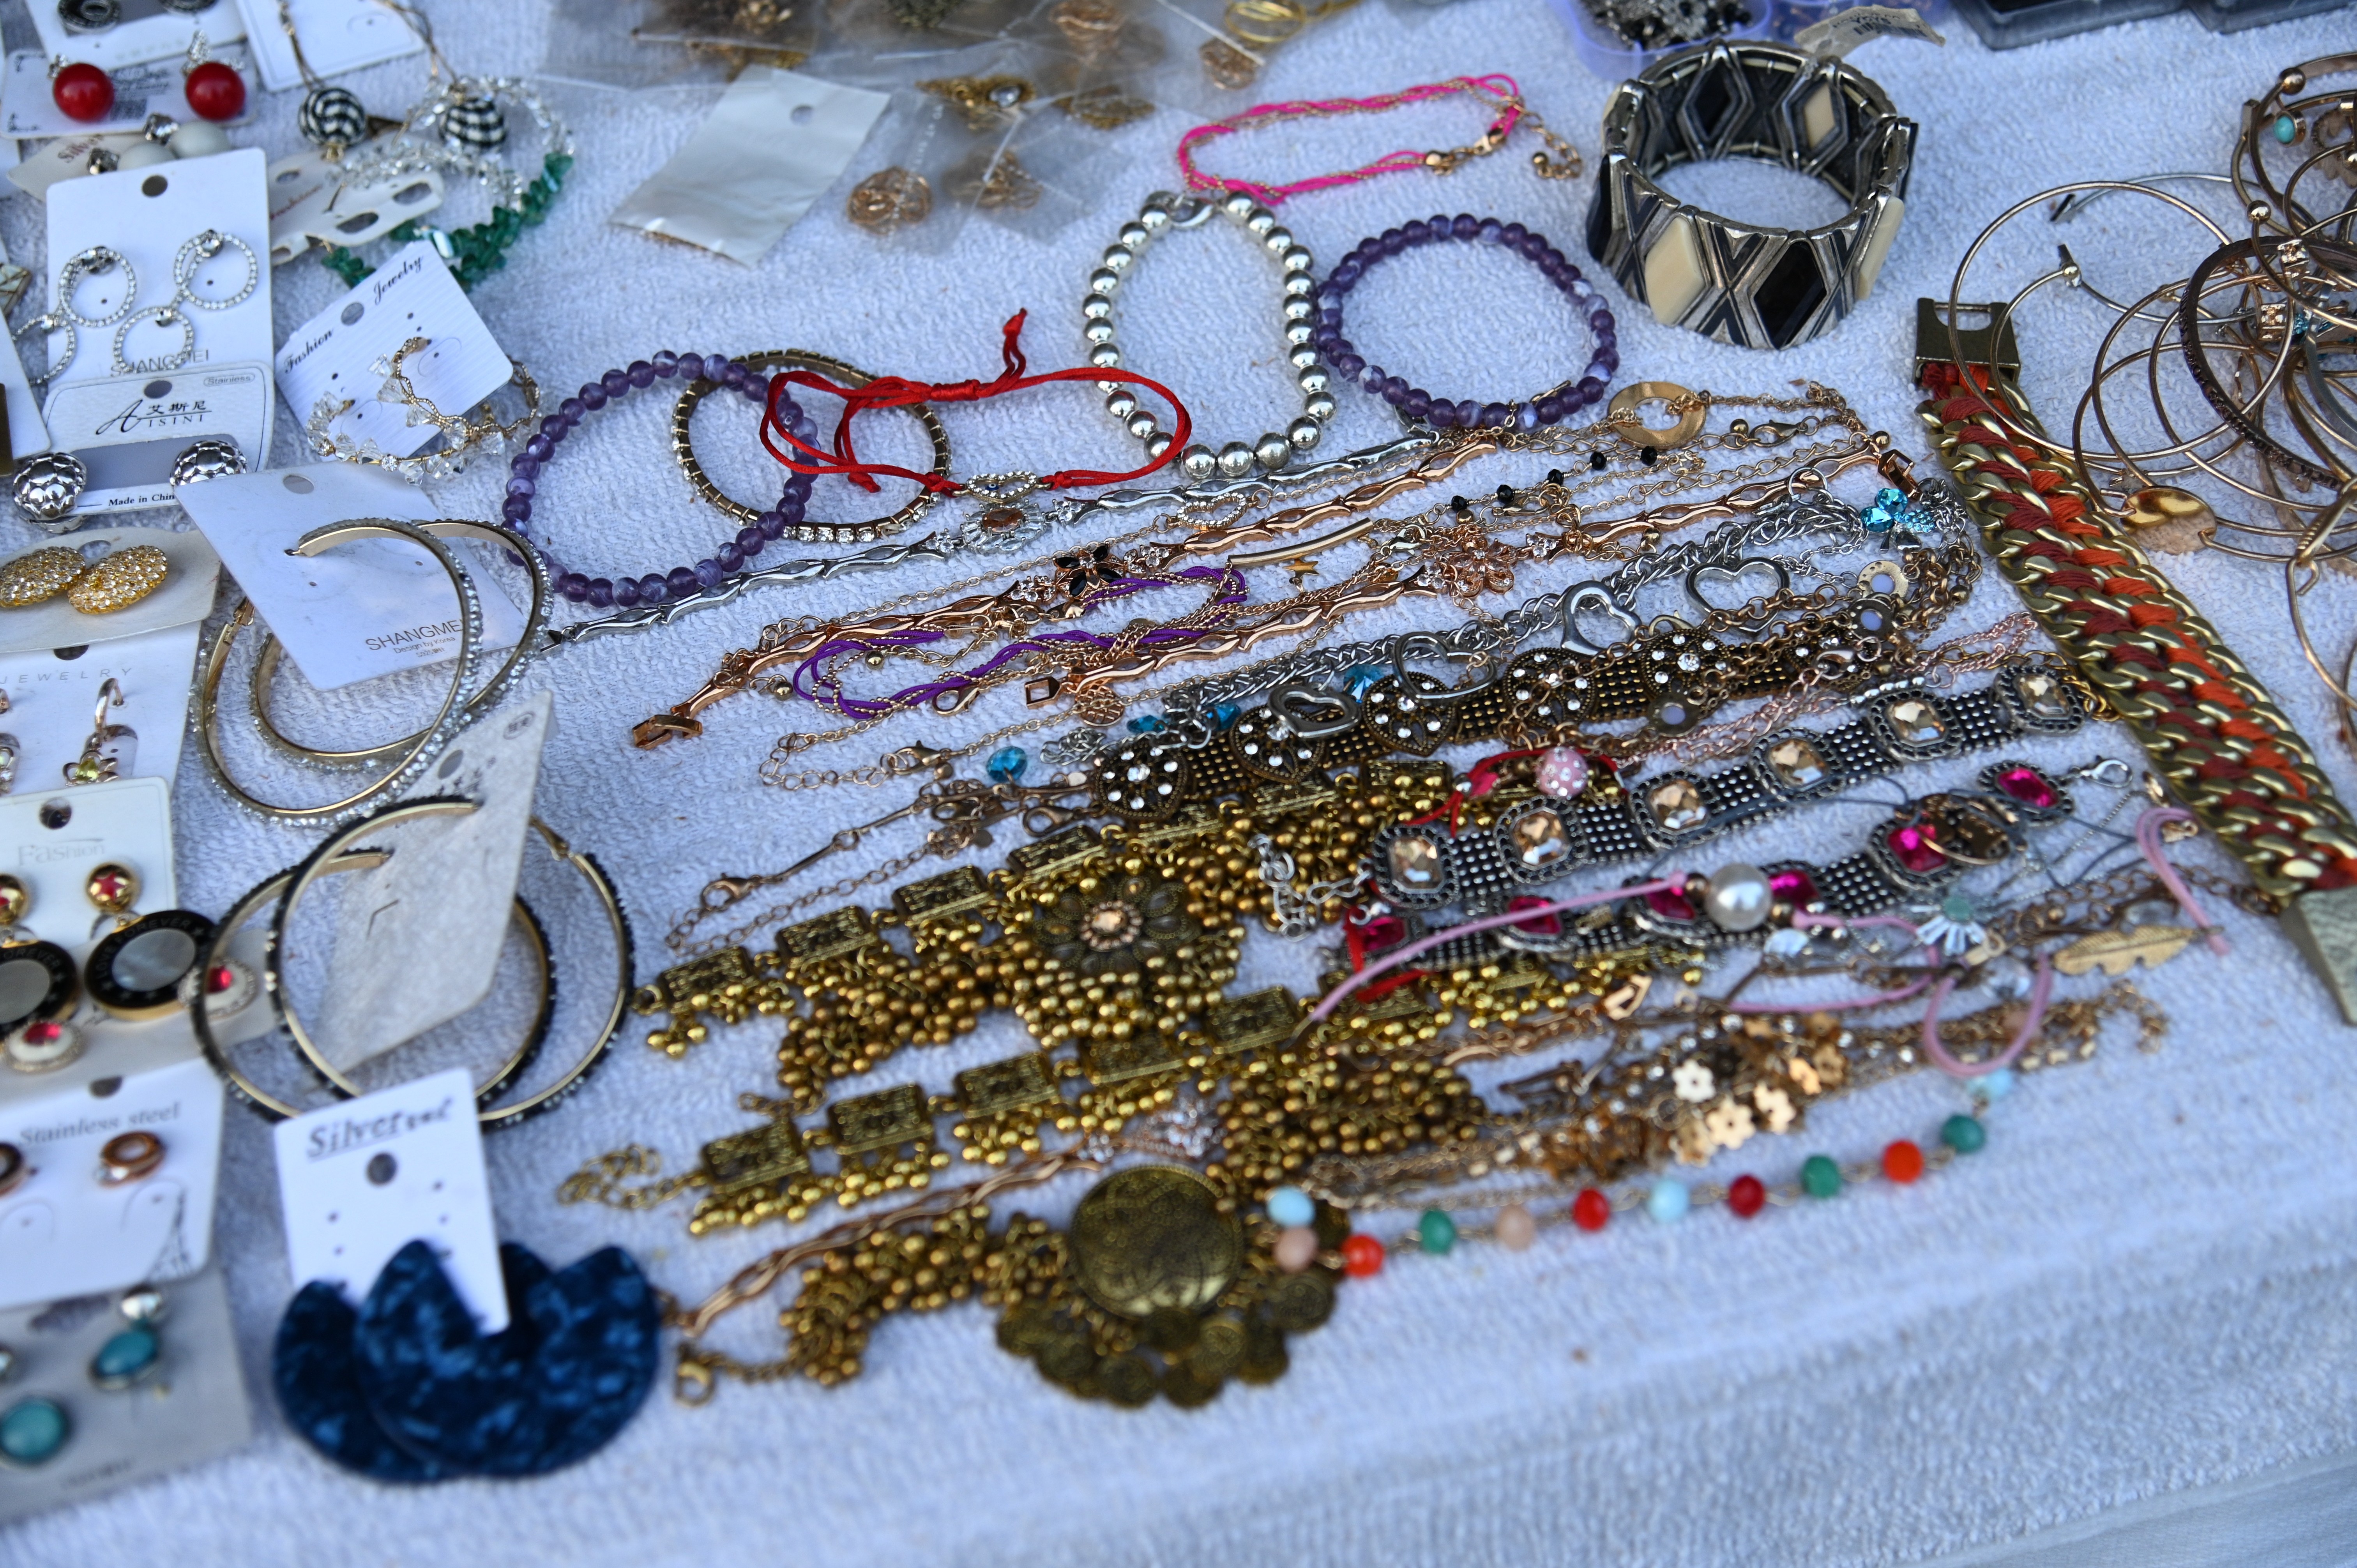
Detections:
273,1067,507,1332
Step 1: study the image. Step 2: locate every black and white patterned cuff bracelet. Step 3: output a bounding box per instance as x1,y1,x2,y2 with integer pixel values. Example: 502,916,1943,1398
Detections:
1584,40,1914,350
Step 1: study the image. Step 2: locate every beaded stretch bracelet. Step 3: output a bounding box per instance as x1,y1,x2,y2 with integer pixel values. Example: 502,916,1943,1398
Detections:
501,350,816,610
1314,212,1618,431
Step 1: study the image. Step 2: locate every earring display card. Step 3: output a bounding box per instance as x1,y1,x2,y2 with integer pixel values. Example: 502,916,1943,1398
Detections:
0,1258,251,1524
0,46,255,138
233,0,422,92
276,242,512,462
609,65,892,266
42,148,272,415
26,0,250,74
40,367,270,522
0,529,221,657
266,139,446,267
273,1067,509,1333
0,621,204,788
0,235,49,469
0,775,173,951
175,463,527,690
312,692,553,1071
0,1053,225,1311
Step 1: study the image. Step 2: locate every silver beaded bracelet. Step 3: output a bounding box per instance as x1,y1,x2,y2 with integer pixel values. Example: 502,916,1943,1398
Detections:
1586,41,1914,351
1081,189,1334,481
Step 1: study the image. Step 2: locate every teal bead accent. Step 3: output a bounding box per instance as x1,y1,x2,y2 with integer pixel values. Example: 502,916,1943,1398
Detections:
1646,1180,1690,1223
1127,714,1165,734
1941,1114,1987,1154
1208,701,1240,729
0,1397,67,1466
1800,1154,1843,1199
1265,1185,1315,1228
90,1326,158,1388
2274,114,2297,143
985,747,1028,784
1344,664,1385,698
1417,1208,1457,1254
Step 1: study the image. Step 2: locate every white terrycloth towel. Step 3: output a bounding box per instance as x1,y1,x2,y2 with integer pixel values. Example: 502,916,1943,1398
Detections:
6,2,2357,1564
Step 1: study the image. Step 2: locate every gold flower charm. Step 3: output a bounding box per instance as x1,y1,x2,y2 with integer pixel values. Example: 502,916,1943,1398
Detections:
1703,1097,1755,1151
1670,1058,1716,1103
67,545,168,614
1752,1083,1795,1132
0,547,85,609
1037,871,1199,977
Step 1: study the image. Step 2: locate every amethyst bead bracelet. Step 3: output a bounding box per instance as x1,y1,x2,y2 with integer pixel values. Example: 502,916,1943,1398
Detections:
502,350,820,609
1313,214,1619,432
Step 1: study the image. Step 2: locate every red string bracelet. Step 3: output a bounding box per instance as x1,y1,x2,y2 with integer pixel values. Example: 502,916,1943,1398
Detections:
760,311,1192,496
1177,74,1534,207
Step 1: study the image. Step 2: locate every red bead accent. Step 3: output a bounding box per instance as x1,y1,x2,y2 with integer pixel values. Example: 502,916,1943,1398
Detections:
1340,1233,1385,1278
53,63,114,124
1886,823,1947,873
22,1021,62,1045
1996,766,2057,810
1768,868,1817,908
1644,884,1697,922
183,60,246,122
1571,1187,1611,1231
1727,1174,1766,1218
1505,895,1561,937
1882,1139,1925,1183
206,965,236,994
90,871,131,905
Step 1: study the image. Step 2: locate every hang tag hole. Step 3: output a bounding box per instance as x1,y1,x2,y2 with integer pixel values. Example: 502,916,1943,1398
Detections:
336,212,378,235
38,801,69,828
275,169,302,185
89,1076,120,1098
283,473,314,494
140,176,167,198
394,183,431,205
791,103,815,124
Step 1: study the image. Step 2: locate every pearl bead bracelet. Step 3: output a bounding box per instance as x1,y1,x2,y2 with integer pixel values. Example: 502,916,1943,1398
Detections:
1082,189,1332,481
1315,212,1619,431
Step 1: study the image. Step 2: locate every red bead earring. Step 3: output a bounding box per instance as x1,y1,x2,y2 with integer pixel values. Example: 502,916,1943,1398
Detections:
179,31,244,123
49,59,115,124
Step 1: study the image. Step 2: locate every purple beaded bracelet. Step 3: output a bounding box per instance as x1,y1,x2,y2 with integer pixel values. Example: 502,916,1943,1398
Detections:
502,350,820,610
1313,213,1620,432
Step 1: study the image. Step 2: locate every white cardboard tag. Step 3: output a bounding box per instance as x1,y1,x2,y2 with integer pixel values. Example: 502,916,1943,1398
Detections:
267,139,444,266
0,620,205,788
7,132,151,200
276,243,509,461
274,1066,507,1332
174,463,524,690
1793,4,1945,55
39,364,272,523
43,148,273,417
609,65,890,266
26,2,248,74
233,0,422,92
0,774,174,949
0,1052,224,1310
0,528,220,655
2,47,254,137
312,691,552,1069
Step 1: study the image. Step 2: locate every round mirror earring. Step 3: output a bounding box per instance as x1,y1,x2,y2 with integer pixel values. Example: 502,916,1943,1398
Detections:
0,877,81,1065
88,908,216,1020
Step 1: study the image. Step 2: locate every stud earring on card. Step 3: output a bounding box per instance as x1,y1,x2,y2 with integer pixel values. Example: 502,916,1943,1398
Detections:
65,681,131,786
88,1286,166,1391
170,437,245,486
0,1395,69,1468
98,1130,164,1186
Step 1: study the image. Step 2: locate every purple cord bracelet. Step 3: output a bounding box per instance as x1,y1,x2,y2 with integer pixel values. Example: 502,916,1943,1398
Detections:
1313,213,1620,431
500,350,820,610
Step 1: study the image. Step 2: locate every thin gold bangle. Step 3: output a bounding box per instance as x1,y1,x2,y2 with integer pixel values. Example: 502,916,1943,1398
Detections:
198,845,549,1122
195,518,484,826
245,518,549,770
671,348,952,543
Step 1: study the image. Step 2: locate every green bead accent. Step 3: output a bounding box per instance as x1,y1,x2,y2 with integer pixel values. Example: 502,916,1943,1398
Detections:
1417,1209,1456,1254
1940,1114,1986,1154
1800,1154,1843,1199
